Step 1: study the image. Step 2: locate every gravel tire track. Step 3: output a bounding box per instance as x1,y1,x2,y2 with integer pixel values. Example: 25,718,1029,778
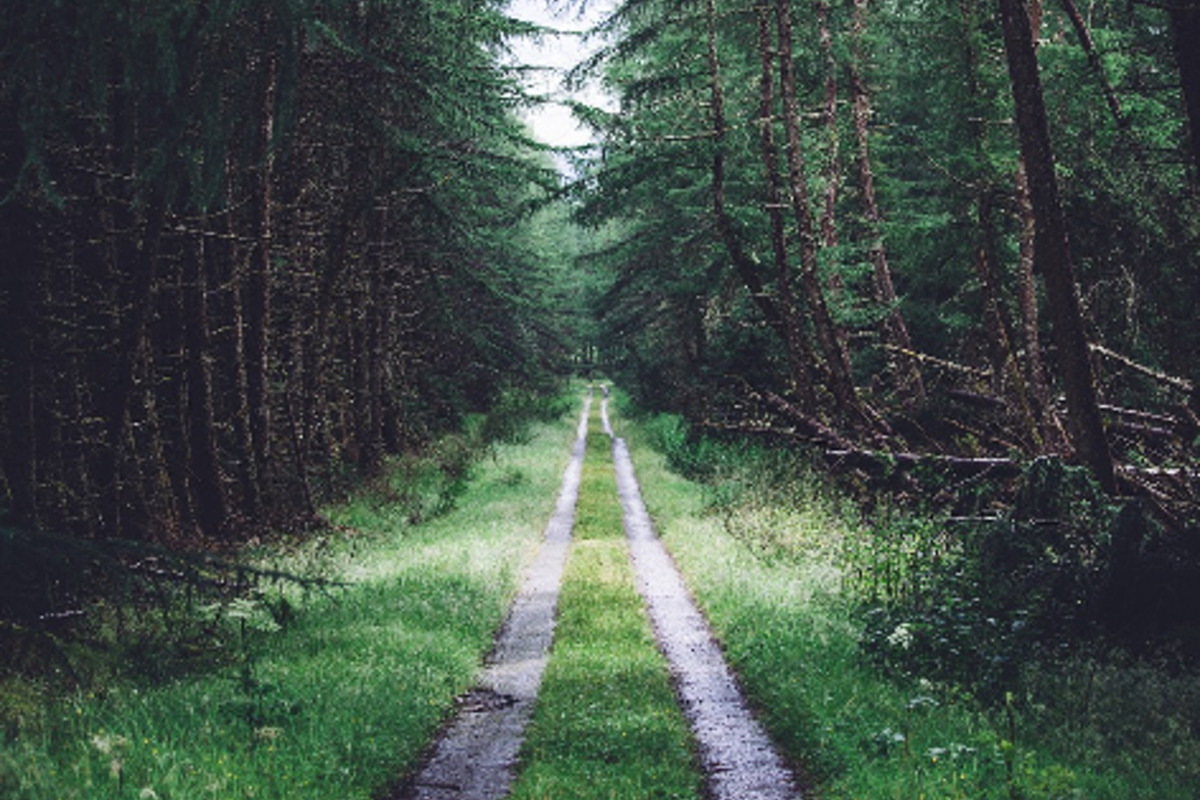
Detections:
604,398,802,800
396,393,591,800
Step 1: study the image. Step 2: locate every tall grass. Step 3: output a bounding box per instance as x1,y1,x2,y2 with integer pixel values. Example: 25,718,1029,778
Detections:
508,409,704,800
0,391,584,800
621,406,1200,800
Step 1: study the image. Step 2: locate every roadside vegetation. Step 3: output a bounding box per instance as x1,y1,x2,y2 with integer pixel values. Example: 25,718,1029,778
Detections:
618,394,1200,800
0,390,577,800
509,402,703,800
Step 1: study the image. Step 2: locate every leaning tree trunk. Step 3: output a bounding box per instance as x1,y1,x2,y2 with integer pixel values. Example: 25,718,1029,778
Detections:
850,0,924,403
774,0,864,424
997,0,1117,493
705,0,818,409
1010,0,1061,449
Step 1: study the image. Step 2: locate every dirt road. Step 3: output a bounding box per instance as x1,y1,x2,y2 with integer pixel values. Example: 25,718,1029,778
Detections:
398,390,800,799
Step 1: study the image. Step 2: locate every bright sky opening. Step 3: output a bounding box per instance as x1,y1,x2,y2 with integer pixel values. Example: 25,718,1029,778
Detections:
506,0,617,153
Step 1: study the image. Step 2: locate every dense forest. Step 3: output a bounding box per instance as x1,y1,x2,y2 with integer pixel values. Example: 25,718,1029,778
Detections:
580,0,1198,500
573,0,1200,675
2,0,1199,687
0,0,590,549
3,0,1200,795
3,0,1196,573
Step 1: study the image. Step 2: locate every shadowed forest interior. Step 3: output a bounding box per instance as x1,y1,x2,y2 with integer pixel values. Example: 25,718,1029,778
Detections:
2,0,1199,797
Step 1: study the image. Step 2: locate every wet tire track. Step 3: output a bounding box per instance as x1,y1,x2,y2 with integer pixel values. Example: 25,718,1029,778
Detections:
397,393,591,800
604,397,802,800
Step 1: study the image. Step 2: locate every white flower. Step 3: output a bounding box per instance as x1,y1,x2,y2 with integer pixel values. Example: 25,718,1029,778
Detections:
90,733,129,755
886,623,914,650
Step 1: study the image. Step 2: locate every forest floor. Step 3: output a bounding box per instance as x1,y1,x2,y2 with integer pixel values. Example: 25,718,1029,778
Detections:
396,390,801,799
5,386,1198,799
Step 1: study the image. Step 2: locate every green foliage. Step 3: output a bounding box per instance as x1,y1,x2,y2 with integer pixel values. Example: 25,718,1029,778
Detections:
0,394,579,800
624,406,1200,799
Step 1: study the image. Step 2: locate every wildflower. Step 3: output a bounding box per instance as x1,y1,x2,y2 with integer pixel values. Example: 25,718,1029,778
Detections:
254,726,283,743
91,733,130,755
886,622,914,650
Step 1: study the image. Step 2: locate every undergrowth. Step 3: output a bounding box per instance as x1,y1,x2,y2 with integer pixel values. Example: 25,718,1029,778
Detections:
623,402,1200,799
0,385,583,800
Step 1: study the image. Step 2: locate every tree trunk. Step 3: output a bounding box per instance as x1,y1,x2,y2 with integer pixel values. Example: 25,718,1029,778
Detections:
183,230,229,538
753,2,820,410
816,0,841,255
850,0,924,403
997,0,1116,493
103,190,167,539
246,18,277,500
705,0,818,409
774,0,863,423
1004,0,1065,451
1170,1,1200,179
220,161,260,517
974,189,1018,394
1057,0,1127,130
0,204,41,531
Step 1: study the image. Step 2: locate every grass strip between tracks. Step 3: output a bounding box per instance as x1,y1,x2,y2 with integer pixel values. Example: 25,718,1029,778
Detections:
507,404,704,800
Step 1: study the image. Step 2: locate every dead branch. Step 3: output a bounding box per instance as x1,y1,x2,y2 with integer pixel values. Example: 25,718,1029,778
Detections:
1090,343,1195,394
825,448,1023,477
883,344,992,378
1098,403,1179,427
945,388,1007,410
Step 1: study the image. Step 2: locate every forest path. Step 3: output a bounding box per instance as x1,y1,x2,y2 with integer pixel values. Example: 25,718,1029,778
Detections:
604,397,801,800
400,390,800,799
397,393,591,800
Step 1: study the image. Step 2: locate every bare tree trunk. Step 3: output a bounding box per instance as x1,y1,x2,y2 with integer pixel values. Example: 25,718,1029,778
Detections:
246,18,277,501
183,230,229,537
1056,0,1127,130
0,204,41,531
850,0,924,403
816,0,840,254
705,0,818,409
753,2,820,409
998,0,1116,492
1006,0,1064,450
774,0,863,423
221,162,260,517
1169,1,1200,180
974,189,1018,394
103,190,166,539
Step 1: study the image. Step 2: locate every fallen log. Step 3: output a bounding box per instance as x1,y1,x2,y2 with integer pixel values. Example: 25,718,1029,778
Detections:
1098,403,1178,427
756,389,857,451
883,344,992,378
824,449,1023,478
1090,343,1195,394
1106,419,1176,441
945,388,1008,410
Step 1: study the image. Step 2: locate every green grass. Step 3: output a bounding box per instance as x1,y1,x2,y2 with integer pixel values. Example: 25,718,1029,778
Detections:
0,395,584,800
507,409,704,800
619,407,1200,800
